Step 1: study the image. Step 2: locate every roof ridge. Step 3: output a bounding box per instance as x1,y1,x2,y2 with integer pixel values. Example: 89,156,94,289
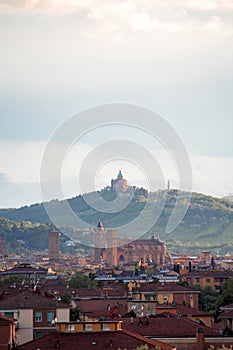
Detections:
121,328,175,350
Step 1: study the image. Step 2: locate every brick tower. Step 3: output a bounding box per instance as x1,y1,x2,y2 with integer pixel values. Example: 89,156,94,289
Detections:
106,229,118,267
93,222,105,263
49,230,60,260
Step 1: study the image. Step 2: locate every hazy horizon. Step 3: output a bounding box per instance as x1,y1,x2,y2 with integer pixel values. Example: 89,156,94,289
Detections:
0,0,232,207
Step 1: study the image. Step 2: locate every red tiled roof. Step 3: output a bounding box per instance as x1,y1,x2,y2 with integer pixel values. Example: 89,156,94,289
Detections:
139,282,198,293
102,281,129,297
122,316,219,337
76,299,127,318
0,291,69,310
176,305,211,317
16,329,175,350
74,288,102,298
131,237,164,245
0,265,47,275
182,271,233,278
220,310,233,319
122,329,175,350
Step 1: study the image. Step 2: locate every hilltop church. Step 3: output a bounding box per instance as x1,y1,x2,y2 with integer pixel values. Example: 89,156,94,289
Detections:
110,170,128,192
92,171,166,267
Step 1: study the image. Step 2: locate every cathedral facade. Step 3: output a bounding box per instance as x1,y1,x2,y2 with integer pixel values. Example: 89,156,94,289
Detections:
92,222,166,267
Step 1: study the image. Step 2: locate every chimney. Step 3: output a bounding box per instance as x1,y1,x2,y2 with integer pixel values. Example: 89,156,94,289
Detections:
196,327,205,350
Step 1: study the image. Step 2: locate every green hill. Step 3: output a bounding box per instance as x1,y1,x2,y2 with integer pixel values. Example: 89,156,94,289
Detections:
0,189,233,254
0,217,54,251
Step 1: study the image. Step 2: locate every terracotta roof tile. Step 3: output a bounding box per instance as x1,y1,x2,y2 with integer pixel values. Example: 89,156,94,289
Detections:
139,282,197,293
0,291,69,310
176,305,211,317
76,299,127,318
16,329,175,350
183,271,233,278
122,316,219,337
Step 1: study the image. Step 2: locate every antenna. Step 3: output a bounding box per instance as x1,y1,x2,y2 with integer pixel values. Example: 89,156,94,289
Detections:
167,179,170,190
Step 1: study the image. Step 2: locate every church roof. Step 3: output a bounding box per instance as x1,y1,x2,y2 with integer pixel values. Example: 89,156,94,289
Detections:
97,222,104,229
117,170,123,179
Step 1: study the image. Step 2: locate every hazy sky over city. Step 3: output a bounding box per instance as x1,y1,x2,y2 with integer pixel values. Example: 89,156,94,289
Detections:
0,0,233,207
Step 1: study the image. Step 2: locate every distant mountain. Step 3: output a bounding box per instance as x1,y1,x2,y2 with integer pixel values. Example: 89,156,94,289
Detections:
0,189,233,254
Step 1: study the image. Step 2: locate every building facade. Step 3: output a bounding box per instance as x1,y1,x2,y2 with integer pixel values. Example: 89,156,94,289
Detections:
92,222,166,267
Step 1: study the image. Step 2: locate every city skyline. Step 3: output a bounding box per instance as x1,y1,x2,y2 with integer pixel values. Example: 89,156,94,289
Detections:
0,0,232,207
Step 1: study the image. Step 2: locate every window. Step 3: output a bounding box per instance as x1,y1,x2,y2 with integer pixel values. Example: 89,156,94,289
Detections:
35,331,42,339
163,294,167,301
206,279,210,283
47,311,55,323
66,324,75,332
102,323,110,331
4,312,14,318
35,311,42,322
190,294,193,300
85,323,93,332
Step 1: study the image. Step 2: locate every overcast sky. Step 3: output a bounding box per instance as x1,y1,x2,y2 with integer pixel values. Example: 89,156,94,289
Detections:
0,0,233,208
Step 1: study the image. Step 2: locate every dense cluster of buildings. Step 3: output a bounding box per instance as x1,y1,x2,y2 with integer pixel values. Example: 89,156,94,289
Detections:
0,172,233,349
0,269,233,349
1,227,233,349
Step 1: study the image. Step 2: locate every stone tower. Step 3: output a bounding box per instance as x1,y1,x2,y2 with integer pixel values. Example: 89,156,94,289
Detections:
49,230,59,260
106,229,118,267
93,222,105,263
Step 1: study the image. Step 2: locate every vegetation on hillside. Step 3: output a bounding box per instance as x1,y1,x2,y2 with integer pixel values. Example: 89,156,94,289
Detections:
0,189,233,253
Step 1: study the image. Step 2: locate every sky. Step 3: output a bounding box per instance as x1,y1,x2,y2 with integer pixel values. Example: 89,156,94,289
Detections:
0,0,233,208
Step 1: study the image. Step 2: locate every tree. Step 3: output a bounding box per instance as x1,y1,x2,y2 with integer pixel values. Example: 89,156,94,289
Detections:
213,278,233,320
198,286,218,312
68,273,102,289
70,306,81,321
211,257,216,270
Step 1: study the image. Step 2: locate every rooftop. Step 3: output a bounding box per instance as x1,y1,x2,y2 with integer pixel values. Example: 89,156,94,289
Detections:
16,328,175,350
0,290,69,310
122,316,219,338
138,282,198,293
182,270,233,278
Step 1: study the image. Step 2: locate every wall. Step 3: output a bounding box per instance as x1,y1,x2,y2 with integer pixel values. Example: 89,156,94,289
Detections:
57,308,70,323
17,309,33,345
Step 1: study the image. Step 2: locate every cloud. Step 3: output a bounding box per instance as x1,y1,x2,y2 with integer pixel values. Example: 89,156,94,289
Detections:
185,0,233,10
0,0,232,37
1,0,233,13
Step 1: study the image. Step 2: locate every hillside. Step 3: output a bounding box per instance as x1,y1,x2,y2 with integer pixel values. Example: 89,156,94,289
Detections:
0,189,233,254
0,217,54,251
224,195,233,202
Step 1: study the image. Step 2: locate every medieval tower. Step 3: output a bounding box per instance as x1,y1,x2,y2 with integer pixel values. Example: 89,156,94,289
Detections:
49,230,60,260
106,229,118,267
93,222,105,263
